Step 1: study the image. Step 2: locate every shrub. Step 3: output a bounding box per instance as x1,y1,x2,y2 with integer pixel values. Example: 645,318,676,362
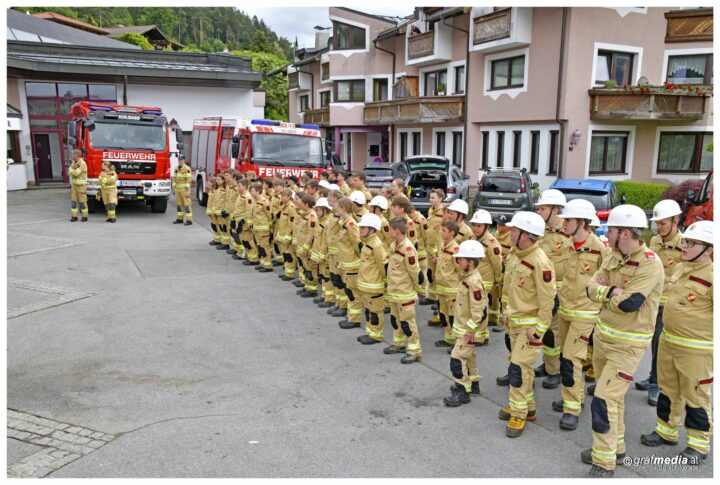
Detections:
615,181,669,211
661,179,704,214
604,79,617,89
114,32,153,50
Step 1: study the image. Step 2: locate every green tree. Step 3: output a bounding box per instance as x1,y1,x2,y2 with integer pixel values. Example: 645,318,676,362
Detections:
113,32,153,50
233,50,289,121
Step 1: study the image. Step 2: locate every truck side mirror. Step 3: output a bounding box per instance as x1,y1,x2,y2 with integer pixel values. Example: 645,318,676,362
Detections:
86,120,95,132
232,143,240,159
68,123,76,138
176,142,184,151
175,129,183,143
686,189,696,202
68,137,76,147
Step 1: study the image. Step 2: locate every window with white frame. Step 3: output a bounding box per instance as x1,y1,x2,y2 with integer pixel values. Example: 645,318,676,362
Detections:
373,79,388,101
666,54,713,85
452,131,463,168
335,80,365,102
334,21,366,50
491,55,525,90
299,95,309,112
424,69,448,96
657,131,713,173
595,50,635,86
454,65,465,94
589,131,629,174
435,131,446,156
319,90,331,108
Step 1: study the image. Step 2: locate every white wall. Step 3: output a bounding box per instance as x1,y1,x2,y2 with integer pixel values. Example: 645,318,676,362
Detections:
127,84,255,133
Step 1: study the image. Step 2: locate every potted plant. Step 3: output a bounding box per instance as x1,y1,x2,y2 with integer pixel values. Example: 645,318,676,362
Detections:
436,83,446,96
604,79,617,89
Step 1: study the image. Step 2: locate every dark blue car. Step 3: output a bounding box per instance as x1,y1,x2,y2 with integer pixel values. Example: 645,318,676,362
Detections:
548,179,626,236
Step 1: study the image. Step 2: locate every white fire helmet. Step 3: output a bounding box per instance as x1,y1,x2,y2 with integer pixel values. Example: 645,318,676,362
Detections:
606,204,648,229
454,239,486,259
535,189,567,207
369,195,389,211
470,209,493,225
447,199,469,215
682,220,713,246
649,199,682,221
349,191,366,205
358,213,382,231
559,199,596,221
506,211,546,237
315,197,331,211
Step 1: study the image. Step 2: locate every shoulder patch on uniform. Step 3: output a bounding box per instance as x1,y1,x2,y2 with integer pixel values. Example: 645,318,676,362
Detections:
494,247,500,255
423,223,428,231
408,255,416,265
409,230,415,238
347,221,355,227
543,270,552,283
384,225,389,232
645,251,656,260
473,289,482,301
290,216,294,222
311,221,316,228
407,246,413,252
454,246,459,253
521,260,535,270
626,261,639,267
689,276,712,287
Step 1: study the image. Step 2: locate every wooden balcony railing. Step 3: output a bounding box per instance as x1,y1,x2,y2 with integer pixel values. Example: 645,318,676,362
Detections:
588,88,708,121
364,95,464,125
665,8,713,43
473,8,511,45
408,31,434,60
303,107,330,126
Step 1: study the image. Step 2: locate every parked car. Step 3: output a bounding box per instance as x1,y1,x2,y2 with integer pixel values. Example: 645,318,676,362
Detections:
549,178,625,236
404,155,470,214
363,161,409,189
684,168,713,228
472,168,539,222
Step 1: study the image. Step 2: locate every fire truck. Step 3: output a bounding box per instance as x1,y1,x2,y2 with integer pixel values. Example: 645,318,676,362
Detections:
68,101,182,213
191,117,333,206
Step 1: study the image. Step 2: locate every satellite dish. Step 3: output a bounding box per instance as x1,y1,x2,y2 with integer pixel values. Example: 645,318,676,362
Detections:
637,76,650,86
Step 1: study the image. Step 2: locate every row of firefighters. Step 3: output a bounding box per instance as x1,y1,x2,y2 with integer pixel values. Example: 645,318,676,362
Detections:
176,167,712,478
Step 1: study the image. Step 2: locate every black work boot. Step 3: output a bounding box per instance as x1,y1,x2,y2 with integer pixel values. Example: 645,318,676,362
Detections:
226,248,235,254
581,448,626,465
559,413,579,431
434,339,453,348
543,374,561,389
300,290,316,297
339,320,360,329
292,280,304,287
173,219,183,224
312,295,325,304
496,374,510,386
587,465,614,478
331,308,347,318
444,384,471,407
105,218,112,223
401,354,420,364
358,335,381,345
272,260,283,267
232,254,242,260
535,363,548,377
680,446,707,462
280,275,294,281
470,381,480,395
216,244,229,250
209,240,220,246
184,221,192,226
318,301,334,308
257,267,273,273
640,431,678,447
81,216,88,222
242,260,259,266
383,345,405,354
70,217,78,222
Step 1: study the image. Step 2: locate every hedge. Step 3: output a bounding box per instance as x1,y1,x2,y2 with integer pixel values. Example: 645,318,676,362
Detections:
615,181,669,211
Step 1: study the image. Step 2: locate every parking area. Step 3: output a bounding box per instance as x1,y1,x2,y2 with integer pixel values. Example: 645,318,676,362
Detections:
6,188,713,478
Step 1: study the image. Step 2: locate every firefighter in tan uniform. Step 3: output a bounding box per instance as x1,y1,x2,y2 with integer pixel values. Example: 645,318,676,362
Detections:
336,197,363,328
444,199,472,243
533,189,569,390
469,209,503,345
350,191,368,223
213,177,230,250
223,176,238,254
237,179,259,264
635,199,684,405
369,196,392,252
389,195,419,252
207,178,222,246
551,199,608,431
409,207,430,304
383,217,424,364
68,149,88,221
172,156,192,225
640,220,713,463
425,189,446,306
249,182,273,272
350,173,372,202
356,213,388,345
276,188,297,280
98,160,118,223
492,215,513,327
295,192,319,296
444,239,487,407
326,189,346,314
433,221,461,349
309,198,332,301
271,179,285,265
581,205,664,478
498,211,555,438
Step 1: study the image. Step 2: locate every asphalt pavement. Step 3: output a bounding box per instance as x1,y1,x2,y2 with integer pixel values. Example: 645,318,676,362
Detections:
6,188,713,478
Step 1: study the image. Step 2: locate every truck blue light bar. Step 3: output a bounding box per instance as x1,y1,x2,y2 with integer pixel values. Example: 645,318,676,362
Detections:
89,105,113,111
299,124,320,130
251,119,280,126
142,110,163,115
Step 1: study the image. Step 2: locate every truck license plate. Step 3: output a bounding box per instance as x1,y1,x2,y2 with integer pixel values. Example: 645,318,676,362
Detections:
490,199,512,205
123,188,137,196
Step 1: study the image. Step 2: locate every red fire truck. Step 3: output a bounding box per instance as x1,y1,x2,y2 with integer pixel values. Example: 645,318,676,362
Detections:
191,117,333,206
68,101,182,213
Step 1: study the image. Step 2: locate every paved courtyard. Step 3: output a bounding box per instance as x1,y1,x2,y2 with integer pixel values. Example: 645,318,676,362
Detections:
6,188,713,478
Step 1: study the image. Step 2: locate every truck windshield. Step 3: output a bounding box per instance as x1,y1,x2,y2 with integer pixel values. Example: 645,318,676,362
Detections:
252,133,324,167
89,121,167,151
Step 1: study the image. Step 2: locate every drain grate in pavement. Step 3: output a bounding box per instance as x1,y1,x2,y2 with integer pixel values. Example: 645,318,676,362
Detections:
7,409,116,478
7,280,96,320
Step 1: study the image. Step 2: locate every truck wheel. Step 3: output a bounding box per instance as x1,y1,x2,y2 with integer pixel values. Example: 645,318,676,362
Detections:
197,177,208,206
86,197,97,213
151,196,168,213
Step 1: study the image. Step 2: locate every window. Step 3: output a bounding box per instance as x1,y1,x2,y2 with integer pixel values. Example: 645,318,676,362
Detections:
220,127,233,158
373,79,388,101
25,82,56,97
435,132,446,156
335,21,366,50
7,132,21,162
57,84,87,98
454,65,465,94
512,131,522,168
589,131,628,174
412,132,421,156
335,80,365,102
595,50,634,86
548,130,559,175
424,69,448,96
667,54,713,85
481,131,489,169
320,91,331,108
657,132,713,173
88,84,117,101
452,131,463,168
496,131,505,167
491,55,525,90
530,131,540,174
299,95,309,112
321,63,330,81
400,132,408,160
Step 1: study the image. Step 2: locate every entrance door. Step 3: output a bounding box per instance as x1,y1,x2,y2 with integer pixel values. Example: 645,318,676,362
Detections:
33,133,53,181
367,133,381,164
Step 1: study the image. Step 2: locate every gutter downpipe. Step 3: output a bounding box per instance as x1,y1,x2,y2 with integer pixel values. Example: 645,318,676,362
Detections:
373,37,396,162
555,7,568,180
442,14,470,176
123,75,128,105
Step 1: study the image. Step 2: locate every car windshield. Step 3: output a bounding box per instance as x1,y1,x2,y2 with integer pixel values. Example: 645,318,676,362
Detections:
481,176,521,192
561,191,609,210
365,168,393,176
89,120,167,151
252,133,324,167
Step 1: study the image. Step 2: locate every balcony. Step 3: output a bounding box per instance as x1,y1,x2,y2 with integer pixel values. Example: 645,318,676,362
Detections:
408,31,435,60
665,8,713,43
473,8,511,45
469,7,532,53
588,88,708,121
303,107,330,127
287,70,312,90
363,95,465,125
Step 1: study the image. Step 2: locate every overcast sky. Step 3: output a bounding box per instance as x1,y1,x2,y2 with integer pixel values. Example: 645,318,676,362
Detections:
239,6,414,50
